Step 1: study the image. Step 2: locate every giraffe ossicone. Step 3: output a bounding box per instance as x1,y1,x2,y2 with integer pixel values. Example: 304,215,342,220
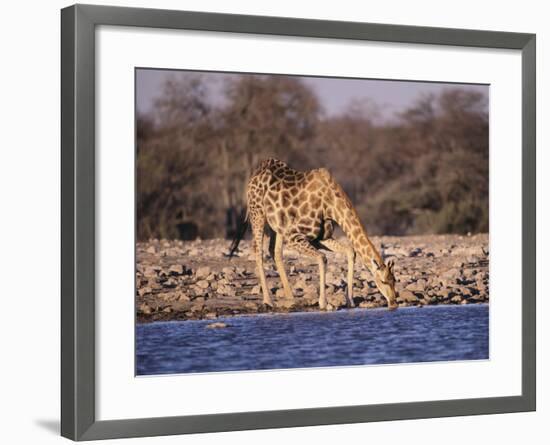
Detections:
231,158,399,311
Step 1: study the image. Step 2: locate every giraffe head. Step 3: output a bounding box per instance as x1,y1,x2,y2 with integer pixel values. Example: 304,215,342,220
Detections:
371,259,398,310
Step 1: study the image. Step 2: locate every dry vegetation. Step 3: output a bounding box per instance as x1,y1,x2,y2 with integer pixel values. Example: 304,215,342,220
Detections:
137,73,488,241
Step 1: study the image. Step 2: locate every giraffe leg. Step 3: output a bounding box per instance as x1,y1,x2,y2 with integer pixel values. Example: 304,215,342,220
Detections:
320,238,356,308
286,233,327,310
273,233,294,300
250,213,274,307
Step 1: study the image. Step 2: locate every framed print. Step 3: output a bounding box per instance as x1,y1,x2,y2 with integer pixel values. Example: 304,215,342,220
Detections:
61,4,536,441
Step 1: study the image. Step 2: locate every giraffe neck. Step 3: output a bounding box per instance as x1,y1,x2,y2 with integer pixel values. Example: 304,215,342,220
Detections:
329,187,383,272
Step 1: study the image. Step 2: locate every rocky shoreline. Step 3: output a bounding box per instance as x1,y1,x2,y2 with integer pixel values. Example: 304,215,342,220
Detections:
136,234,488,323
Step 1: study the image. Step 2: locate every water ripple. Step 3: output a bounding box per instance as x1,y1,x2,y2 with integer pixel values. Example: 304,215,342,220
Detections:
136,304,489,375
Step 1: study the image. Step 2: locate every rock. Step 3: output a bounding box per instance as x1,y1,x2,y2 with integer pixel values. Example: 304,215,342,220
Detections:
442,268,461,278
303,284,317,297
163,277,178,288
426,296,438,305
177,293,191,302
162,306,173,313
406,278,427,292
458,287,472,298
139,303,152,314
325,303,336,311
294,278,307,290
205,322,228,329
399,290,418,303
278,298,295,309
196,280,209,289
467,246,487,257
222,266,235,276
149,279,162,290
138,286,152,297
326,273,344,286
359,301,380,309
143,267,157,277
191,302,205,312
470,293,487,302
135,235,488,320
158,292,174,302
328,292,347,307
168,264,184,275
437,289,454,299
384,246,408,257
195,266,211,279
217,284,236,296
146,246,156,254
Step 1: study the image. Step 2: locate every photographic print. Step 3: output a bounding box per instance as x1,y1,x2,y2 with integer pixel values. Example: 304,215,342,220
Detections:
135,69,489,376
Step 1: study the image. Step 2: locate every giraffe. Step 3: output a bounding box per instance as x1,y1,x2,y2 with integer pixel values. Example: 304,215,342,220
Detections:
230,158,398,311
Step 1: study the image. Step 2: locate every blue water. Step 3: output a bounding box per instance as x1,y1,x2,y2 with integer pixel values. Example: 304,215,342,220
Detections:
136,304,488,375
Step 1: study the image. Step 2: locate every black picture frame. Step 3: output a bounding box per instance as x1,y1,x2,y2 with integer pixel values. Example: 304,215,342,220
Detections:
61,3,536,441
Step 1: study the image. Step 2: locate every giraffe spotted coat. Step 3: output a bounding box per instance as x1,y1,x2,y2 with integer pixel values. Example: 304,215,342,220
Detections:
243,158,398,310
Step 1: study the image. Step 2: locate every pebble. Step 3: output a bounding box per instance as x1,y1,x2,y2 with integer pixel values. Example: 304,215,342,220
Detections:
143,267,157,277
196,280,209,289
206,322,228,329
406,278,427,292
139,303,152,314
138,286,152,297
195,266,211,279
399,290,418,303
168,264,184,275
136,235,489,319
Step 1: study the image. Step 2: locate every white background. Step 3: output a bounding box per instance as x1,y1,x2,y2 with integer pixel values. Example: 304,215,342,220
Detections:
0,0,547,444
96,26,522,420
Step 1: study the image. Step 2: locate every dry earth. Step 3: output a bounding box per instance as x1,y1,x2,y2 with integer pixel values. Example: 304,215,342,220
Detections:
136,234,488,323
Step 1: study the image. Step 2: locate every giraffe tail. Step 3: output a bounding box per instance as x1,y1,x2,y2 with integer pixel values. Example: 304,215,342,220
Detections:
227,207,249,258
